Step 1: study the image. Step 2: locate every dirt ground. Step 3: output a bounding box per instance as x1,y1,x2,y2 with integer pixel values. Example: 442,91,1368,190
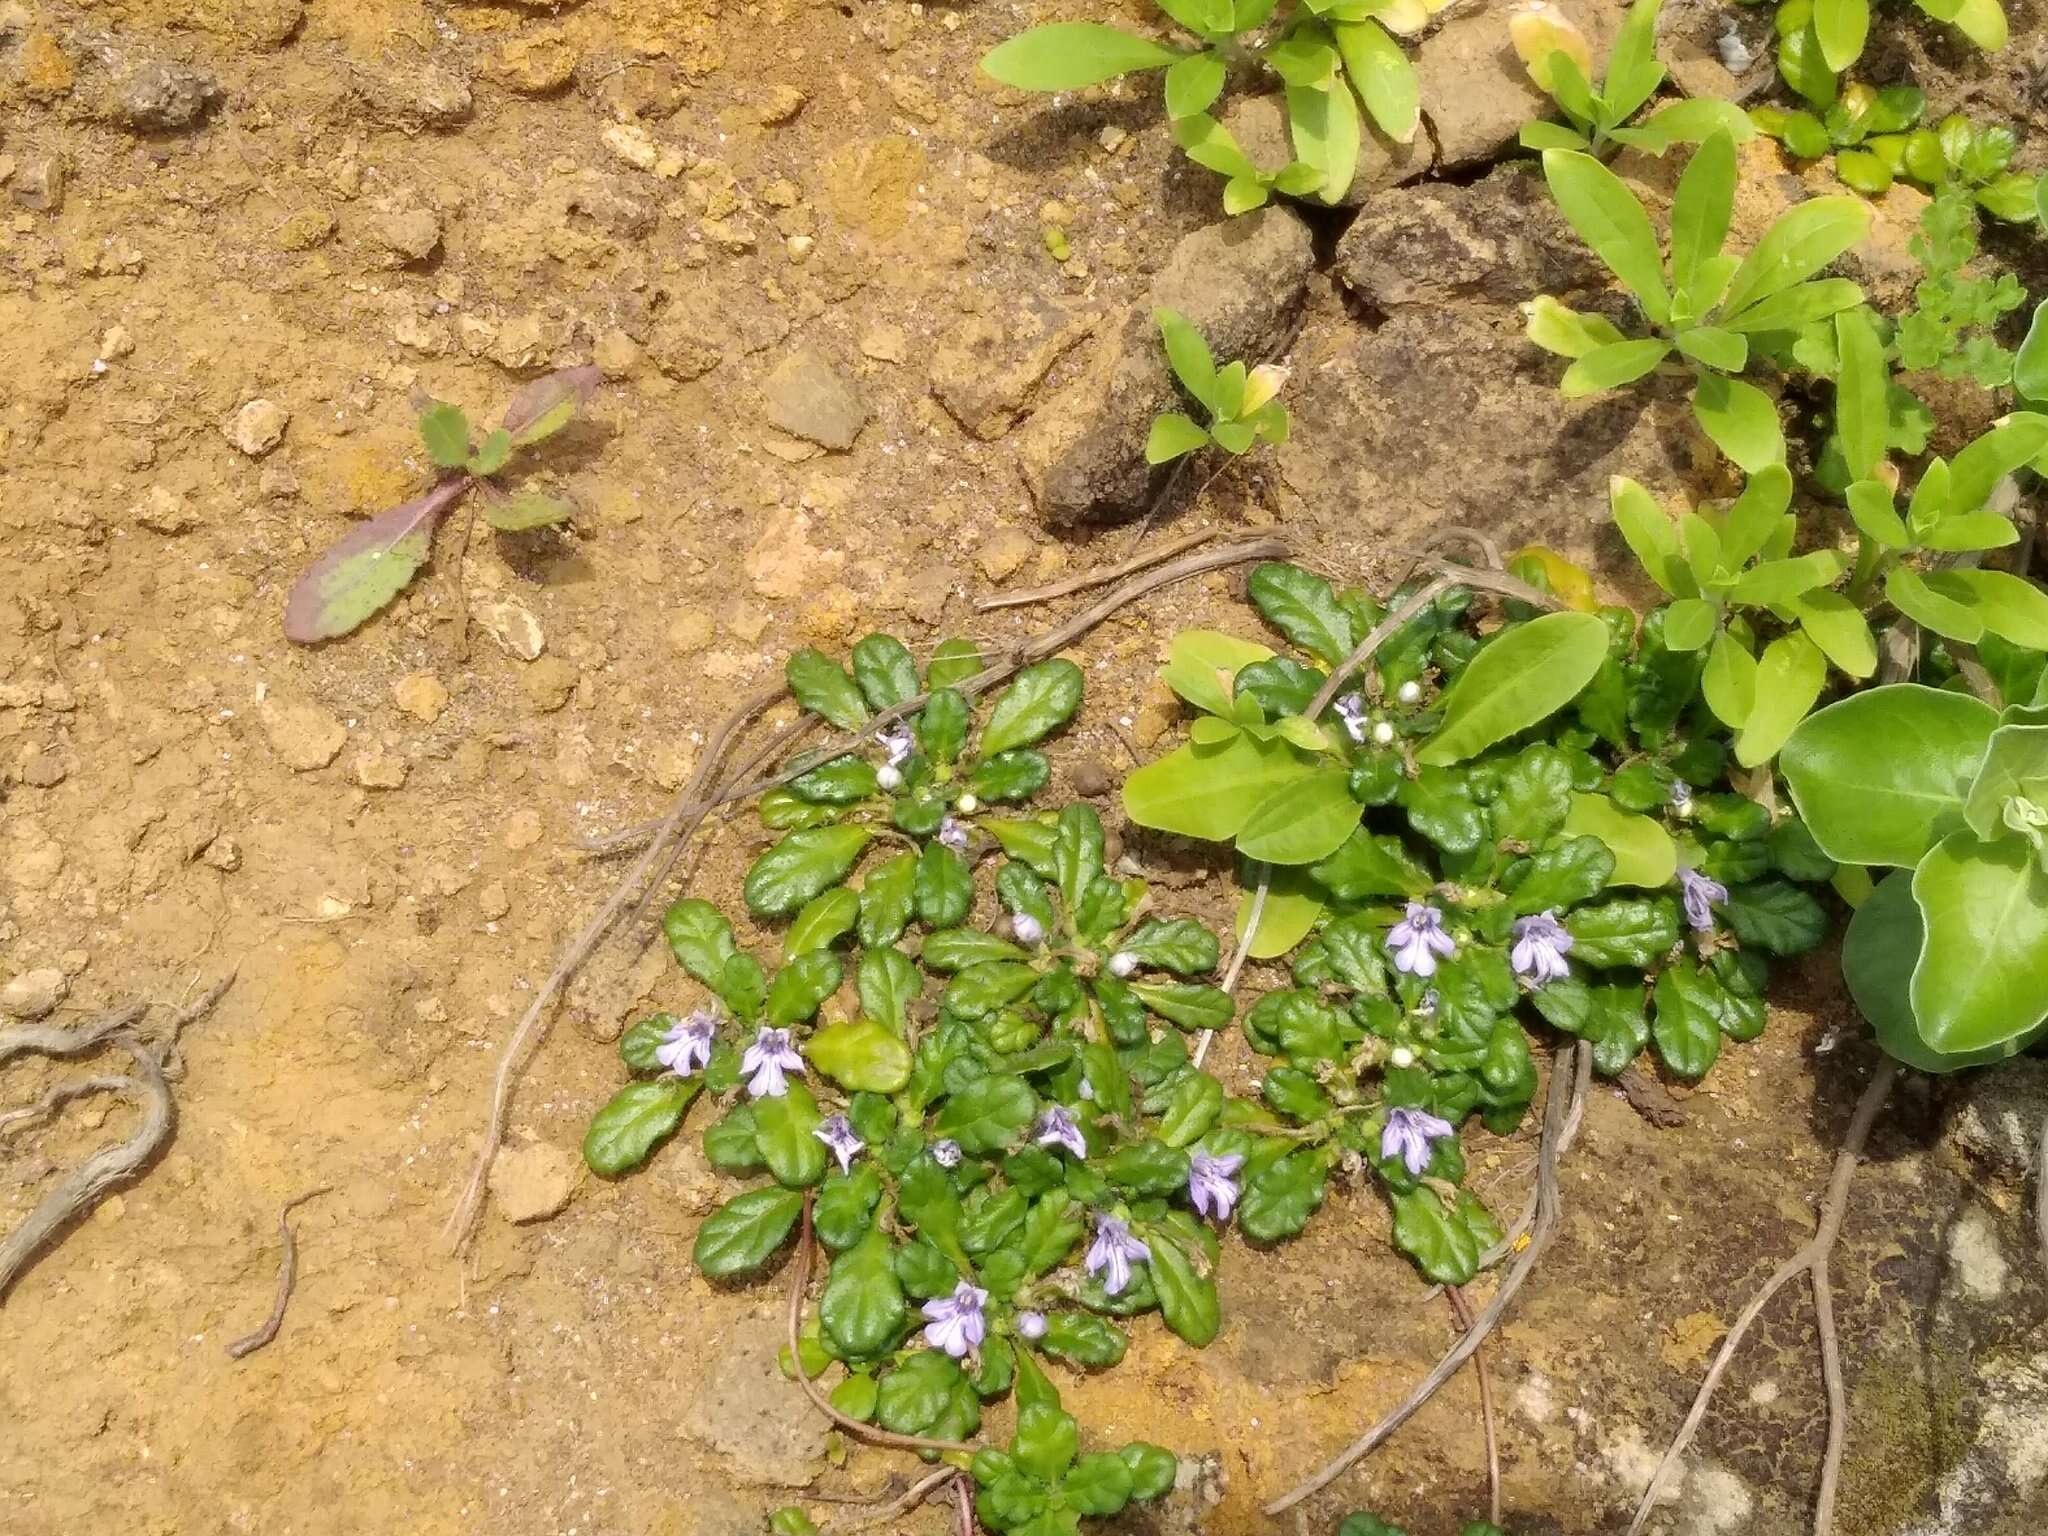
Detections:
3,2,2046,1534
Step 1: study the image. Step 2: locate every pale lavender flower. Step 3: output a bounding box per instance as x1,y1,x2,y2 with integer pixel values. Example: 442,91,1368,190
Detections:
1677,867,1727,932
1011,911,1045,947
653,1008,716,1077
937,816,969,852
1014,1309,1048,1342
812,1114,863,1174
1035,1105,1087,1158
1510,910,1573,986
741,1026,804,1099
1084,1214,1151,1296
1387,902,1456,978
1334,692,1369,745
1106,951,1139,978
929,1138,963,1169
1188,1150,1245,1223
1668,779,1694,817
920,1280,988,1359
1415,988,1439,1018
878,724,915,768
1381,1105,1456,1178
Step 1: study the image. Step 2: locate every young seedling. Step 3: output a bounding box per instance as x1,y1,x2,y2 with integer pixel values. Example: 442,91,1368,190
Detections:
282,366,600,643
1145,309,1290,467
1750,80,1926,194
981,1,1429,214
1524,128,1870,472
1512,0,1753,156
1765,0,2007,108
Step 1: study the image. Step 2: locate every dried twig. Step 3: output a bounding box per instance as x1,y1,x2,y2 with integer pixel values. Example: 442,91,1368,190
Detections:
1447,1285,1502,1527
0,1076,133,1138
1306,575,1458,719
1194,867,1269,1071
0,1037,171,1303
446,684,787,1253
226,1186,333,1359
789,1191,976,1455
0,1003,148,1066
1624,1060,1896,1536
1267,1043,1591,1515
838,1467,959,1532
953,1469,977,1535
974,528,1218,611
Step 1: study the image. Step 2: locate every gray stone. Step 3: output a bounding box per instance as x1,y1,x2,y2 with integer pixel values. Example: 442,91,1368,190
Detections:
1218,91,1431,210
1016,205,1317,526
0,967,68,1020
1946,1057,2048,1185
761,347,869,451
112,59,220,132
1333,161,1607,311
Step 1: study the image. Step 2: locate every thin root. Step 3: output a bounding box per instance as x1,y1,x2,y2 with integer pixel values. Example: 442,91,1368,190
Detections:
1448,1285,1502,1527
974,527,1218,611
1266,1043,1591,1515
1624,1059,1896,1536
226,1186,334,1359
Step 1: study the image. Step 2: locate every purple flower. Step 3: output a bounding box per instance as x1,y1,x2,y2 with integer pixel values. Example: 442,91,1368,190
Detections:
812,1113,863,1174
921,1280,988,1359
653,1008,716,1077
741,1026,804,1099
1334,693,1369,745
937,816,970,852
1011,912,1045,947
878,724,915,768
1188,1150,1245,1223
929,1138,963,1169
1034,1105,1087,1159
1510,910,1573,987
1381,1105,1456,1178
1084,1214,1151,1296
1014,1309,1047,1342
1677,867,1727,932
1387,902,1456,978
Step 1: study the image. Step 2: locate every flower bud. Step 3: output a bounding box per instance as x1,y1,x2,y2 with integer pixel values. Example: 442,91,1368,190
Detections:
956,793,979,814
1108,951,1139,978
1371,720,1396,746
877,764,902,791
1012,912,1045,947
1396,680,1422,705
1015,1310,1048,1341
1390,1045,1416,1069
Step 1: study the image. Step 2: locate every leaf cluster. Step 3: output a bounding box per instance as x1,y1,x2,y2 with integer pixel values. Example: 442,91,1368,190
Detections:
1146,309,1290,466
1513,0,1753,156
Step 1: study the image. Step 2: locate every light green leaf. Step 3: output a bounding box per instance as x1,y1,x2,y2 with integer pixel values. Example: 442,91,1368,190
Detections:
1614,98,1758,153
1844,872,2037,1071
1333,18,1419,143
1146,411,1210,464
1725,549,1848,605
1923,569,2048,651
1701,626,1758,730
1561,338,1673,398
1691,374,1785,473
1887,566,1983,644
1287,67,1361,204
1720,196,1871,321
1845,479,1907,548
1162,628,1274,717
1661,597,1717,651
1789,590,1877,678
1676,326,1746,373
483,488,574,531
1610,476,1688,595
1733,631,1825,767
1542,149,1670,323
419,401,470,469
1780,684,1999,866
1964,711,2048,842
1563,792,1678,886
1235,868,1325,959
1601,0,1665,120
1522,296,1627,359
982,24,1186,90
1123,729,1317,841
1921,513,2019,552
1236,768,1363,864
808,1019,913,1093
1418,612,1610,765
1911,832,2048,1053
1163,52,1227,119
1154,308,1217,413
1720,277,1864,334
1670,130,1735,293
1834,307,1887,483
1814,0,1870,72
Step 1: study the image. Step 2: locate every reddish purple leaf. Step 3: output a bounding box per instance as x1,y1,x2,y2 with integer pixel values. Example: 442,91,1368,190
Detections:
283,478,470,644
500,365,602,446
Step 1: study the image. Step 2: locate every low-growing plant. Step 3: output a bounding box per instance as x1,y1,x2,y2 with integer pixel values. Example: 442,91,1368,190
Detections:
1756,97,2037,217
283,366,599,643
1524,129,1870,472
1146,308,1291,466
1341,1515,1507,1536
1123,561,1836,1274
1783,684,2048,1070
1511,0,1753,156
1756,0,2007,109
981,0,1432,214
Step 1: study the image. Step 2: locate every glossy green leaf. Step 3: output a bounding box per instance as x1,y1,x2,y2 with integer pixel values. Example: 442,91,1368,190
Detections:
786,649,869,729
822,1228,908,1357
851,633,919,712
1651,961,1726,1077
1146,1234,1220,1346
1418,612,1610,765
754,1082,829,1187
1845,872,2030,1071
1247,562,1355,668
744,826,873,916
981,659,1084,756
932,1075,1037,1154
694,1186,804,1277
1780,685,1998,866
583,1078,696,1175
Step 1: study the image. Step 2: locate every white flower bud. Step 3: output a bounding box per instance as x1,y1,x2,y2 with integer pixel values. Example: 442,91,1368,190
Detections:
1390,1046,1416,1069
956,793,979,814
876,764,902,791
1396,680,1422,705
1371,720,1396,746
1108,952,1139,978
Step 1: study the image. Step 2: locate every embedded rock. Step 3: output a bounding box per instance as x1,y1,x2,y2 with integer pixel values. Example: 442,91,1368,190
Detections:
1017,205,1316,526
761,347,869,451
111,59,220,131
1334,161,1607,311
1416,0,1620,169
0,967,68,1020
488,1142,579,1224
930,298,1096,441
